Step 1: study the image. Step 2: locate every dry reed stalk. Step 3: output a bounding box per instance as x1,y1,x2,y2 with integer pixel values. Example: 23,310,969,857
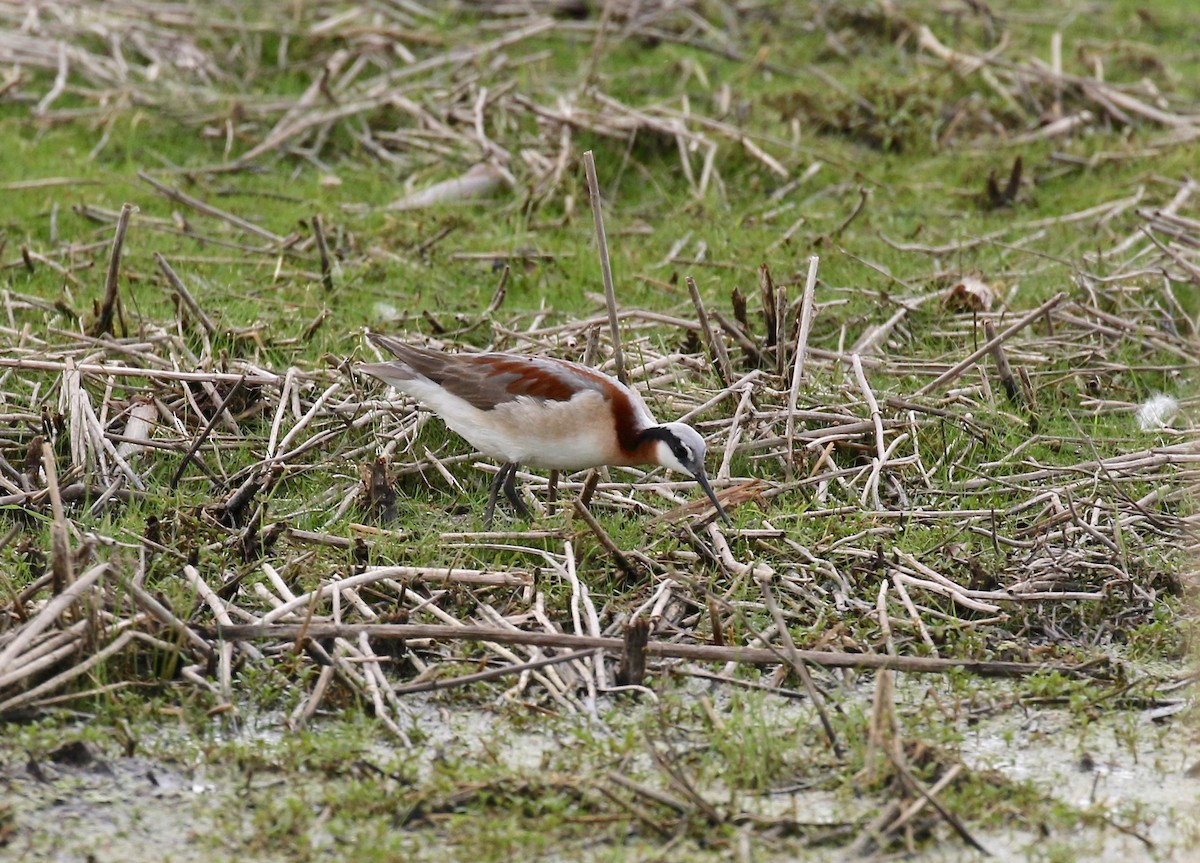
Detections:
852,354,887,509
785,256,819,466
155,252,218,336
756,571,842,757
583,150,627,385
92,202,135,338
0,564,109,677
211,623,1088,678
685,276,733,386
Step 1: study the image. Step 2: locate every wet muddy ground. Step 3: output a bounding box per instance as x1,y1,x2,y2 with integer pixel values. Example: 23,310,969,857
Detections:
3,681,1196,863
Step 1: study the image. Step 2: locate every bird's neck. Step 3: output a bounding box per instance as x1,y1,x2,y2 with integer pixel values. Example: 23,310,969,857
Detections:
607,386,657,458
619,425,672,467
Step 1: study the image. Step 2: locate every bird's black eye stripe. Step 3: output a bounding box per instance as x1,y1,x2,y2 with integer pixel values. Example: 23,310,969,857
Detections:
641,426,693,466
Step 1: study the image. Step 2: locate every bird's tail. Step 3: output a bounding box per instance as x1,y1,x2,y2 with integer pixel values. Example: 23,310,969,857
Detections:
360,332,423,387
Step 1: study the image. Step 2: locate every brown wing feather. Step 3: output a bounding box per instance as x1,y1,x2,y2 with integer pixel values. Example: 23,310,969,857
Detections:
367,334,606,410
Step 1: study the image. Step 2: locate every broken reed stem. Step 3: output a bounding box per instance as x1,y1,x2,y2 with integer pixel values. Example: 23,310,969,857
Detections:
853,353,886,463
615,618,650,686
394,649,601,695
582,0,616,88
122,577,218,665
983,319,1022,406
711,309,766,366
137,171,285,244
888,748,990,854
785,255,819,466
0,564,110,676
685,275,733,386
583,150,627,385
883,761,962,839
576,468,601,512
546,468,559,516
860,667,896,786
487,264,510,313
213,622,1093,678
914,291,1066,396
757,572,842,757
0,357,279,386
572,499,639,580
154,252,217,336
312,214,334,292
41,441,73,593
169,378,245,486
758,263,778,353
774,283,788,376
831,186,869,240
91,201,135,337
1051,30,1063,119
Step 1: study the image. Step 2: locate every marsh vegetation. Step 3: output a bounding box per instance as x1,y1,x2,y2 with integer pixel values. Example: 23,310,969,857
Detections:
1,1,1198,860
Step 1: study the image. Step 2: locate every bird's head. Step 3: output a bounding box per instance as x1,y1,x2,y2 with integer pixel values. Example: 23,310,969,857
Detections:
645,422,730,524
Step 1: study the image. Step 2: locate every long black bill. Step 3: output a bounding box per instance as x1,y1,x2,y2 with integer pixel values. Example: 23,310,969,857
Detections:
694,470,731,525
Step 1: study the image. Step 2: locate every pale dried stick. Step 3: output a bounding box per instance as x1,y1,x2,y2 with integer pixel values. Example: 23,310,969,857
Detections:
877,581,895,656
259,567,530,624
124,578,218,664
33,42,67,115
0,631,138,716
852,354,887,509
686,275,733,386
183,564,263,659
138,171,285,244
0,634,88,693
291,664,335,728
215,622,1079,677
785,256,819,466
156,253,218,337
42,441,74,593
583,150,626,385
266,367,296,459
0,357,279,385
894,572,1001,614
890,572,938,656
560,540,605,697
717,385,754,481
756,571,842,756
0,564,109,675
274,382,341,457
356,632,412,747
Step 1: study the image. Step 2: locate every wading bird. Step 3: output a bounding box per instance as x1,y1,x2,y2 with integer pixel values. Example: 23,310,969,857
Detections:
360,333,730,526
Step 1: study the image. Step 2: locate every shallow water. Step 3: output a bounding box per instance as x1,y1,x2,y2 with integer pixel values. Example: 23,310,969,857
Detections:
3,681,1196,862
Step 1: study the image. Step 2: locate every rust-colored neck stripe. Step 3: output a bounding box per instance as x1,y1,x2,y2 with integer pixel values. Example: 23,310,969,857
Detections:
609,388,647,457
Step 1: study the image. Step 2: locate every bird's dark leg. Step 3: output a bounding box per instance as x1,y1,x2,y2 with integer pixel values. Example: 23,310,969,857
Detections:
502,462,531,518
483,463,512,528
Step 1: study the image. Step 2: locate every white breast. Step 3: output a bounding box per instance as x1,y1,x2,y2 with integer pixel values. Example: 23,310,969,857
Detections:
391,379,624,470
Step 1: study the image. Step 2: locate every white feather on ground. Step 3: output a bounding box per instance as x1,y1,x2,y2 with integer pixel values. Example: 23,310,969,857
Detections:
1136,394,1179,431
